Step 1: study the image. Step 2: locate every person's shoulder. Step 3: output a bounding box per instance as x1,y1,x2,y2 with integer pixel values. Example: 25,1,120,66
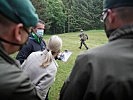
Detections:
0,60,28,88
28,37,36,43
28,51,42,58
26,38,38,47
0,57,17,69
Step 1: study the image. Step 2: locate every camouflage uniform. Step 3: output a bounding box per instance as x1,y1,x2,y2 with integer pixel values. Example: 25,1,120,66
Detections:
79,32,88,50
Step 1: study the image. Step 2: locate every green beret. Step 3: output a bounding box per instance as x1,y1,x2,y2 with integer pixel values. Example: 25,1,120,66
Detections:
0,0,39,27
103,0,133,9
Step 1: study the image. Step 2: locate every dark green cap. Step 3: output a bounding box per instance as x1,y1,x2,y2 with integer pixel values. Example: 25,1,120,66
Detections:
103,0,133,9
0,0,39,27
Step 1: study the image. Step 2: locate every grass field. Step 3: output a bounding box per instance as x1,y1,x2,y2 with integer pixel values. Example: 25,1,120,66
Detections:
11,30,108,100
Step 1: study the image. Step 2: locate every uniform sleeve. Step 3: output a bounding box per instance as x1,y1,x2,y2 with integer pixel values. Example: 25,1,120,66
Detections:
59,54,91,100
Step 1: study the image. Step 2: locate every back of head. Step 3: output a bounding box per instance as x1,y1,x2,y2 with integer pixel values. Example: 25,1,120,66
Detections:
0,0,39,27
103,0,133,32
103,0,133,10
41,35,62,68
48,35,62,53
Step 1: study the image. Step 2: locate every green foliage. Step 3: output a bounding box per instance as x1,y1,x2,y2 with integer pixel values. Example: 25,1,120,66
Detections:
31,0,66,34
31,0,47,20
31,0,103,34
69,0,103,31
46,0,67,34
61,0,103,32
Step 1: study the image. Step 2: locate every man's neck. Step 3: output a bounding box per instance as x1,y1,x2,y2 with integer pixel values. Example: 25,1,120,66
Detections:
31,33,41,43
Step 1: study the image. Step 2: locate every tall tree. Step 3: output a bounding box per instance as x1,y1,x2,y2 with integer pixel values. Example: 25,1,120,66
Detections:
31,0,66,34
31,0,103,33
62,0,103,32
46,0,66,34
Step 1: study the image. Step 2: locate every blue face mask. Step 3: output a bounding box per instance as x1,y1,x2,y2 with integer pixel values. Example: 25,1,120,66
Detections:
36,29,44,38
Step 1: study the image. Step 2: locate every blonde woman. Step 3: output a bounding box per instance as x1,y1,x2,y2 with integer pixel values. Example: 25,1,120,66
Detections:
21,35,62,100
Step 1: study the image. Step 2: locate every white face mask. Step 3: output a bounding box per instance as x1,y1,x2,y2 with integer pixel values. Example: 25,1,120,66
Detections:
36,29,44,38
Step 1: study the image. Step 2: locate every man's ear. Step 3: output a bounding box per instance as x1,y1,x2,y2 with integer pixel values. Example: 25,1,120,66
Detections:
14,23,23,42
31,26,36,33
108,9,116,23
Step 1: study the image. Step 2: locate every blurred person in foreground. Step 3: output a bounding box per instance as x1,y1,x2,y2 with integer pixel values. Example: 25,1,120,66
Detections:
0,0,42,99
16,20,46,64
59,0,133,100
21,35,62,100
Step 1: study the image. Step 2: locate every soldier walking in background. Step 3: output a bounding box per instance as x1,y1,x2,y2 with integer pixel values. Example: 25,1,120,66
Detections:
79,29,89,50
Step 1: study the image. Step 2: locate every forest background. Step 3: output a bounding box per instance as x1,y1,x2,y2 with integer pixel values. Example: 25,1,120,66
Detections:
31,0,103,34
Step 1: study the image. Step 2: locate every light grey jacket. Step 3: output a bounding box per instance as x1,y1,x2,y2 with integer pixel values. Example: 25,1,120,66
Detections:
21,50,58,100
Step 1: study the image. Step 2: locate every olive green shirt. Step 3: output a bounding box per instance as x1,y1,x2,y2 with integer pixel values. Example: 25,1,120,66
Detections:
0,44,42,100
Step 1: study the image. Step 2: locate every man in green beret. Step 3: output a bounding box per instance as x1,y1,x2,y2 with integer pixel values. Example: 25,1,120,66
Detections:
0,0,42,99
59,0,133,100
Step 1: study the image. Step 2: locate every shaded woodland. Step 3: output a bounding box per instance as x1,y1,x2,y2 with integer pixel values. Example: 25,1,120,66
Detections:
31,0,103,34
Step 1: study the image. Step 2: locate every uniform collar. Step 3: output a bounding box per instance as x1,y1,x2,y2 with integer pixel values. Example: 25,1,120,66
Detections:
31,32,41,44
0,42,19,67
109,25,133,41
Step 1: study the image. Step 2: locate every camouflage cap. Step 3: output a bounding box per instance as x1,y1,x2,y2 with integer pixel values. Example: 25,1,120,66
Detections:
0,0,39,27
103,0,133,9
